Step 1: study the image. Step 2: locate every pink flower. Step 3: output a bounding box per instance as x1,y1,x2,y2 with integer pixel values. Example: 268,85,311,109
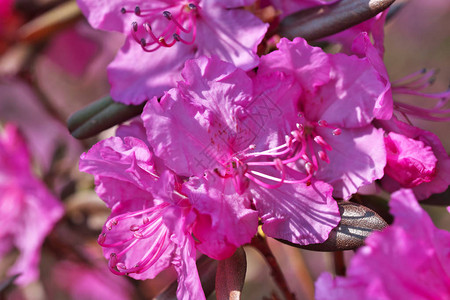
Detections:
376,117,450,200
142,56,340,245
79,133,257,297
0,124,63,285
315,189,450,299
76,0,268,105
256,37,388,199
79,136,206,299
52,261,134,300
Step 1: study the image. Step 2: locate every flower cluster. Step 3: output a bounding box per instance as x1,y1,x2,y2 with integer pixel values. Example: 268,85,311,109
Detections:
75,0,450,298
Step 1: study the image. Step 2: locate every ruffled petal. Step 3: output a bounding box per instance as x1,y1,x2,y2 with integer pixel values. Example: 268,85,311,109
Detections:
182,174,258,259
142,57,255,176
304,52,387,128
79,136,159,194
313,125,386,200
258,37,331,94
108,38,194,105
195,5,268,70
251,179,340,245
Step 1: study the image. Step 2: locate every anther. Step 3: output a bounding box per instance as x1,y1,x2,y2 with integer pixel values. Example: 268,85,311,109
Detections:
163,11,172,20
274,158,283,172
318,150,330,163
173,34,180,41
305,162,314,175
140,39,146,47
98,233,106,244
132,21,138,32
130,224,140,231
249,144,256,150
134,6,141,15
110,253,118,265
318,120,328,127
332,128,342,136
188,3,197,10
120,7,126,14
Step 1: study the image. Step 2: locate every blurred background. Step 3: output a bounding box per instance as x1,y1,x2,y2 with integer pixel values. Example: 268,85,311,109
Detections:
0,0,448,299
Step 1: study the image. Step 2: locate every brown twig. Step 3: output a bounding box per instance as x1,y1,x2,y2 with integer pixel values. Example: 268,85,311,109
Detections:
333,251,346,276
251,233,296,300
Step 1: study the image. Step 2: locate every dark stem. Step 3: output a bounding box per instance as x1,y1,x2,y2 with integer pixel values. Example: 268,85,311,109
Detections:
251,233,296,300
333,251,346,276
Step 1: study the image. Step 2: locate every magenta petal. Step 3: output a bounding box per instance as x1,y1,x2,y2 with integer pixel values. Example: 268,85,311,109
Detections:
251,180,340,245
79,136,158,194
108,39,194,105
315,189,450,299
174,237,206,300
305,52,387,128
142,57,255,176
76,0,145,32
195,6,267,71
258,37,331,93
379,117,450,200
314,126,386,200
182,175,258,259
384,132,437,188
351,33,393,120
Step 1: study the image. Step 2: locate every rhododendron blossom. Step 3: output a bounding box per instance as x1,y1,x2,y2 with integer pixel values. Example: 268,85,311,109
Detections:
76,0,268,105
315,189,450,299
255,37,388,199
0,124,63,285
142,56,341,245
79,133,258,298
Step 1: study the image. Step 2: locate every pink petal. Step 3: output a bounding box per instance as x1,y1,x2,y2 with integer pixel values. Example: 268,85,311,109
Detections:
313,126,386,200
384,132,437,188
182,175,258,259
142,57,255,176
108,38,194,105
79,136,159,196
305,52,387,128
251,179,340,245
259,37,331,94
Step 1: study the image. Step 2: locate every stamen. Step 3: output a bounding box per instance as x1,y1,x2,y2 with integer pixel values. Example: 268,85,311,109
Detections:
135,6,141,16
332,128,342,136
123,3,198,51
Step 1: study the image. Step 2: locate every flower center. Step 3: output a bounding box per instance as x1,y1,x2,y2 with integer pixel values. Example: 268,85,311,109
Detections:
121,2,199,52
215,113,342,193
98,202,171,275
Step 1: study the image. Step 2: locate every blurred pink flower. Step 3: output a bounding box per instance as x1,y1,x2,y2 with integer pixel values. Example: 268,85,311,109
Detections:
52,261,134,300
256,37,388,199
142,56,340,246
0,79,82,171
0,124,63,285
76,0,268,105
315,189,450,299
